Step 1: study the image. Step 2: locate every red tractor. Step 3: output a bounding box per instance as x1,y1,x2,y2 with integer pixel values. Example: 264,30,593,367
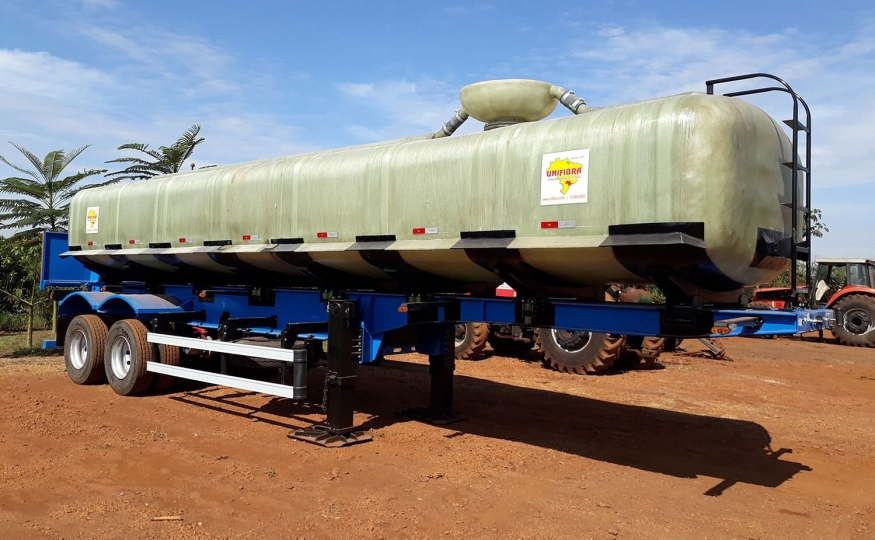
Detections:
753,258,875,347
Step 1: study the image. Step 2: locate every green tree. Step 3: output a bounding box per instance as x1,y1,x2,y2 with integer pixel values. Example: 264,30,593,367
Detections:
105,124,205,181
0,143,110,239
0,237,49,347
809,208,829,238
762,208,829,289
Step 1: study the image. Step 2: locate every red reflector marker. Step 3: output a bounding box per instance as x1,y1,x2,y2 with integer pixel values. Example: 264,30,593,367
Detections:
541,220,576,229
316,232,328,238
412,228,426,235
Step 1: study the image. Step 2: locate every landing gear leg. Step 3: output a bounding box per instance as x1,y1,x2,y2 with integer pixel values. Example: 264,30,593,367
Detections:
698,338,727,360
401,325,465,425
289,300,373,447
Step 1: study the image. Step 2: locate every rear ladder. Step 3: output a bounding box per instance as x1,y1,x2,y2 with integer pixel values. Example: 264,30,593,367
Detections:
706,73,812,304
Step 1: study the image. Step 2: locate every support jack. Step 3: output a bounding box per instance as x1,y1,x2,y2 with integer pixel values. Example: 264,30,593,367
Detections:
289,299,374,448
399,325,465,425
288,425,373,448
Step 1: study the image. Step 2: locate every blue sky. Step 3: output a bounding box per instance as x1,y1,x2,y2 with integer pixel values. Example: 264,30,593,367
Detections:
1,0,873,257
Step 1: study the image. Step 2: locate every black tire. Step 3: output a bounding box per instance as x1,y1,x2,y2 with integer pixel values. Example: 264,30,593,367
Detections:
534,328,626,375
487,333,535,358
454,323,488,360
833,294,875,347
150,344,181,392
104,319,155,396
619,336,665,369
64,314,109,385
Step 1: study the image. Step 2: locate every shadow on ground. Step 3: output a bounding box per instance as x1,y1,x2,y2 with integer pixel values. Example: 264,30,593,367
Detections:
170,361,809,497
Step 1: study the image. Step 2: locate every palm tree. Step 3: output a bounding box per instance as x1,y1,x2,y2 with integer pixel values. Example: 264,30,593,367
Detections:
105,124,205,181
0,143,111,239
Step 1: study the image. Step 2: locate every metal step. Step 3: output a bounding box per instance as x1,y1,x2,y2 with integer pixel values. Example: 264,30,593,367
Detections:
781,202,811,214
782,161,809,173
782,118,810,133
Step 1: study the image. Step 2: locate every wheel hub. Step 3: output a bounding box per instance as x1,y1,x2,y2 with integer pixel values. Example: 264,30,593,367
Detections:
110,335,133,380
844,308,874,335
69,329,88,370
454,324,466,345
551,329,591,352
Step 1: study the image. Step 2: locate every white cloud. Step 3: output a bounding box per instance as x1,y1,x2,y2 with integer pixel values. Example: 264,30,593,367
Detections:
0,24,313,176
335,79,469,141
0,49,110,102
79,26,238,95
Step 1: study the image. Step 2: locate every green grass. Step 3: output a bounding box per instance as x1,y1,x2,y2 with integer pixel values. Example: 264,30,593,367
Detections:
0,330,56,357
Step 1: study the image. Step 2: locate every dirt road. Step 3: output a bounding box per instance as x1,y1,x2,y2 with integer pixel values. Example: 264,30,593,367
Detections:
1,336,874,540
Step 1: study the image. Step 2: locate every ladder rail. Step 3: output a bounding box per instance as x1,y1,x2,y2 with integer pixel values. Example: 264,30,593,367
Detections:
706,74,812,304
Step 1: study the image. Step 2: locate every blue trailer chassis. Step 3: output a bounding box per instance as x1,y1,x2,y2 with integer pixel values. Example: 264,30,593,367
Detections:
40,231,835,447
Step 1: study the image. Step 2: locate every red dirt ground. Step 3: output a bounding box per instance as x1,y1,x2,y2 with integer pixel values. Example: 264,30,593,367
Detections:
1,335,874,540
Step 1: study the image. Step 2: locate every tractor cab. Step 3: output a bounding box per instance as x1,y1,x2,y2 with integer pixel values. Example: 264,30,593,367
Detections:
813,258,875,305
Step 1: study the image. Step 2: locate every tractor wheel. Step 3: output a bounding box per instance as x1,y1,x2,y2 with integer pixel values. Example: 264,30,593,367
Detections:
454,323,488,360
534,328,626,375
619,336,665,369
833,294,875,347
64,314,109,385
487,333,535,358
104,319,155,396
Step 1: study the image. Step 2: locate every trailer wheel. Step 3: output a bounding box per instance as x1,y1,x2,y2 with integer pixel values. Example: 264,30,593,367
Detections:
455,323,488,360
487,333,535,358
104,319,155,396
150,344,181,392
534,328,626,375
64,314,109,385
833,294,875,347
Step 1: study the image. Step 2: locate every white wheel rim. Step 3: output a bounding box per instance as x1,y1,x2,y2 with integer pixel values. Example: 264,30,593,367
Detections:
551,329,591,352
455,324,466,346
69,329,88,370
110,335,133,380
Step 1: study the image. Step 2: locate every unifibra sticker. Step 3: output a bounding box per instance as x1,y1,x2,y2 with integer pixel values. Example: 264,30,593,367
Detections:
540,149,589,206
85,206,99,234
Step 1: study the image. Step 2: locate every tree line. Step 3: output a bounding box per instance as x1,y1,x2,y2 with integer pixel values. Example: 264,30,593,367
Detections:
0,125,205,347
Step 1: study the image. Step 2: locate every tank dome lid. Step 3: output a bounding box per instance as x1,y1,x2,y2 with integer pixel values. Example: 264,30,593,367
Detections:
460,79,558,124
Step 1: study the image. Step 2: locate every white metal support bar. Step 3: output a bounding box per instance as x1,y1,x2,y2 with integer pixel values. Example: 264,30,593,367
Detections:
146,362,299,399
146,333,302,362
